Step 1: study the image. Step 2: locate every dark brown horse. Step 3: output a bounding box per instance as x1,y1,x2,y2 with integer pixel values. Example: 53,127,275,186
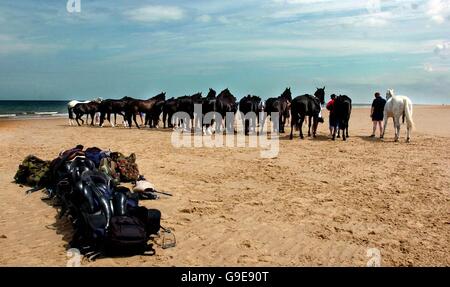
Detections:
125,92,166,128
99,96,135,127
73,102,101,126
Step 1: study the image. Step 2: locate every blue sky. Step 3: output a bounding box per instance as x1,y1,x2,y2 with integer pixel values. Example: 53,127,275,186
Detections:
0,0,449,103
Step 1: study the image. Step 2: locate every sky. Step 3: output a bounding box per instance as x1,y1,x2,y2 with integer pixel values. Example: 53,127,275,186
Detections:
0,0,449,103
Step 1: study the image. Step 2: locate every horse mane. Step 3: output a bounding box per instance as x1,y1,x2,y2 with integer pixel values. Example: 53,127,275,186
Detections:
150,92,166,101
386,89,395,99
217,88,236,100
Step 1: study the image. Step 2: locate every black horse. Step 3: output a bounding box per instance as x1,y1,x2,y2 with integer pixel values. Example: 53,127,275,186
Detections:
261,87,292,133
202,88,217,133
162,97,178,128
334,95,352,141
239,95,261,135
215,88,238,133
73,102,101,126
99,96,135,127
176,92,203,131
289,87,326,139
125,92,166,128
144,96,166,128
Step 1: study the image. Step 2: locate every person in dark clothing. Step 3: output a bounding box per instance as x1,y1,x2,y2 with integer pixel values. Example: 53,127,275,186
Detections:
326,94,337,137
370,92,386,137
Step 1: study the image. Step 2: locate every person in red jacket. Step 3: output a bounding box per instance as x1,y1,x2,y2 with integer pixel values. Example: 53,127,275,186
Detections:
326,94,337,137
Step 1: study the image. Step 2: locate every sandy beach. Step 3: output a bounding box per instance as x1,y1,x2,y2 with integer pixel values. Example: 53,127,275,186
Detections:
0,105,449,266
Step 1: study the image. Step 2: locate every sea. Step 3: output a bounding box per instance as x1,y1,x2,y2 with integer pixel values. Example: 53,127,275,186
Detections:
0,100,372,119
0,100,68,118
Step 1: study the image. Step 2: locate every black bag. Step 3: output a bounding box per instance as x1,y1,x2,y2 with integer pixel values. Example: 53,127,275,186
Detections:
129,206,161,235
105,216,150,256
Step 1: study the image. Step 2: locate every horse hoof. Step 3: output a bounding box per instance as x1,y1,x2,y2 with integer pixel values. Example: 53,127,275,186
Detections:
406,138,410,143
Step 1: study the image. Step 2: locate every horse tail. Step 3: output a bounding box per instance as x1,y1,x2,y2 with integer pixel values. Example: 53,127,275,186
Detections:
403,98,414,130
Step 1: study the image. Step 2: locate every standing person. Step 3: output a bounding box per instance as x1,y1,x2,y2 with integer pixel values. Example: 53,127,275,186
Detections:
326,94,337,137
370,92,386,138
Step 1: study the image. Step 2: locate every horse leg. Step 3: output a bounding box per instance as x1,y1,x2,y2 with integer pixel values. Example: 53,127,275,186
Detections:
308,116,312,137
260,113,266,134
381,117,388,139
342,127,346,141
393,118,398,142
133,114,140,129
299,117,305,139
279,114,284,133
76,113,82,126
313,118,318,138
396,118,401,142
289,116,294,140
90,113,95,126
111,113,116,127
406,125,411,143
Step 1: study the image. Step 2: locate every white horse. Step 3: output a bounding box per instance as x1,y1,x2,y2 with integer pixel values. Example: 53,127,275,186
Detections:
67,98,103,126
381,89,414,143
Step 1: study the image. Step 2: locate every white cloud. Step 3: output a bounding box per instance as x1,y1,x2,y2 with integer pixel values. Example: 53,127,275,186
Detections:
427,0,450,24
434,41,450,57
196,14,212,23
0,34,61,54
218,16,230,24
124,5,184,23
271,0,367,18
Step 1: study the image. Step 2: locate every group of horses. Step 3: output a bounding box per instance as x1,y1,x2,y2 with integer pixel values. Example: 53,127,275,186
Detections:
67,87,414,142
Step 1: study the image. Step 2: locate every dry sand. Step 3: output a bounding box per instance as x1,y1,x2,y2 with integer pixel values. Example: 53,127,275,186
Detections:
0,106,449,266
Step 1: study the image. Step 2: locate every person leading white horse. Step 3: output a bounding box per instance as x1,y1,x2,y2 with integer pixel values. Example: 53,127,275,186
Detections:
381,89,414,143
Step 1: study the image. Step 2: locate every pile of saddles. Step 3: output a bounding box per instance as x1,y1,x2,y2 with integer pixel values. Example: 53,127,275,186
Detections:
14,145,175,260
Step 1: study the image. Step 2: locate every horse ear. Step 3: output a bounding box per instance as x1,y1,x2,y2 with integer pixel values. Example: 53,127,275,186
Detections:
323,86,325,90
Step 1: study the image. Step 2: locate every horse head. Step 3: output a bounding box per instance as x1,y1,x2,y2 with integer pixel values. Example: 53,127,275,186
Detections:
207,88,217,99
151,92,166,101
281,87,292,102
386,89,394,100
314,87,326,105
